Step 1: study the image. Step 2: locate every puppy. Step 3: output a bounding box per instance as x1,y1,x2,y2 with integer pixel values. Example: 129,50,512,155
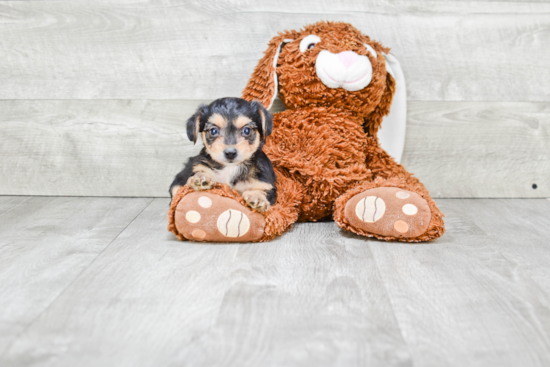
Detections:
169,97,276,212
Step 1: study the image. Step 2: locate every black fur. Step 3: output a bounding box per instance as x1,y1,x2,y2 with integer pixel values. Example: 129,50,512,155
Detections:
171,98,277,205
186,97,273,144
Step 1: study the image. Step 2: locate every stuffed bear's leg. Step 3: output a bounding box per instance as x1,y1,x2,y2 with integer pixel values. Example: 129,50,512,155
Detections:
168,170,302,242
333,177,444,242
332,137,445,242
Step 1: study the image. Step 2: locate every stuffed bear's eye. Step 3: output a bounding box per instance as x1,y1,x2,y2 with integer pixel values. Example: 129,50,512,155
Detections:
300,35,321,52
209,127,219,136
242,127,251,136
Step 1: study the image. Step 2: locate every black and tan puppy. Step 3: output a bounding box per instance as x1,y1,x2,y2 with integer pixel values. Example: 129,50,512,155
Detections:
169,97,276,212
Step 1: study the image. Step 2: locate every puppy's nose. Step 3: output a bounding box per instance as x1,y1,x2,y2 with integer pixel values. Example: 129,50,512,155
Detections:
338,51,359,68
224,148,237,160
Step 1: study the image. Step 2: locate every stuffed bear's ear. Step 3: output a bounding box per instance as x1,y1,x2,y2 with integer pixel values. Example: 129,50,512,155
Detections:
377,53,407,164
251,100,273,139
186,104,207,144
242,34,294,110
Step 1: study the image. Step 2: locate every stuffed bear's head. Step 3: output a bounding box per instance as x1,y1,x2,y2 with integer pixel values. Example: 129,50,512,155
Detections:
242,21,394,119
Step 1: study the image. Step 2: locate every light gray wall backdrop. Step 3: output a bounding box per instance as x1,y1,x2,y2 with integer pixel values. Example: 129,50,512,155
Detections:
0,0,548,197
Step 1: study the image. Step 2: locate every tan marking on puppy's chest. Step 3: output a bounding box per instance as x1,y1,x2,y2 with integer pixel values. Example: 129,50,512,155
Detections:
194,163,271,194
193,164,242,186
214,165,242,185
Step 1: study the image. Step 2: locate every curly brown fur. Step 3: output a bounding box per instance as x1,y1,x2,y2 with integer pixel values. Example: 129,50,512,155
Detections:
243,22,390,119
168,169,302,242
169,21,444,243
240,20,445,242
264,107,373,221
333,176,445,242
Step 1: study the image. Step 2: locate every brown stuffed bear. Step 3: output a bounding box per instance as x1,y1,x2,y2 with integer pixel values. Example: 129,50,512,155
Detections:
169,21,445,243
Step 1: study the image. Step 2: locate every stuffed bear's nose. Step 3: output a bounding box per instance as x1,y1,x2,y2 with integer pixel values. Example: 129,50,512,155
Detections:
338,51,359,68
224,148,237,160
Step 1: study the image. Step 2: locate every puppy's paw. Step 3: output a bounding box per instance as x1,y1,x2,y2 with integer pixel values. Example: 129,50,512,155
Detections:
187,173,215,191
243,190,270,212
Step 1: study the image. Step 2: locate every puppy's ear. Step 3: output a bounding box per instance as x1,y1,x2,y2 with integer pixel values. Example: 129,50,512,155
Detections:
186,104,207,144
242,34,295,110
251,100,273,139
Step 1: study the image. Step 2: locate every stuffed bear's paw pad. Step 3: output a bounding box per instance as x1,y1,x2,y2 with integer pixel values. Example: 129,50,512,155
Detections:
217,209,250,237
355,196,386,222
174,192,265,242
345,187,431,238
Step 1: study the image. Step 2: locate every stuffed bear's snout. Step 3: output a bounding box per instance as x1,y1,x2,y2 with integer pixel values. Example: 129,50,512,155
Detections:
338,51,359,68
315,50,373,92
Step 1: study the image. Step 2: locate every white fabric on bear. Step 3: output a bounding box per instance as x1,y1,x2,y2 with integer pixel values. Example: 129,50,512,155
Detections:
315,50,373,92
267,38,294,110
268,41,407,165
378,53,407,164
299,35,321,52
363,44,378,59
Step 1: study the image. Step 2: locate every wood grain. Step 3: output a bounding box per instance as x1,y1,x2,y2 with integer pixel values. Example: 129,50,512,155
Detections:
368,198,550,367
402,101,550,198
2,198,550,366
0,100,548,198
0,99,205,197
0,196,152,356
1,198,412,367
0,1,548,101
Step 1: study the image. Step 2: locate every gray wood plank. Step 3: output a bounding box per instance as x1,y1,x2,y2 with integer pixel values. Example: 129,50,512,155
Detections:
370,198,550,367
0,197,32,224
0,1,548,101
1,100,548,198
1,198,413,367
0,99,204,197
3,197,550,366
402,101,550,198
448,199,550,293
0,196,152,356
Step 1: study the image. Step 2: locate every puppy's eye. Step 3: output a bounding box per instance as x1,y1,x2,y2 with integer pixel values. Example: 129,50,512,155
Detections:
242,127,251,136
209,128,219,136
299,35,321,52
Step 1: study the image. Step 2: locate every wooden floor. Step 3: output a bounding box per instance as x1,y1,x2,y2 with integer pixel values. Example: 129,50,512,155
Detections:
1,196,550,367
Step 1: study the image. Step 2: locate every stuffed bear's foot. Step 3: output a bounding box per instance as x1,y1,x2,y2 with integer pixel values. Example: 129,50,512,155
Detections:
339,187,432,240
173,192,265,242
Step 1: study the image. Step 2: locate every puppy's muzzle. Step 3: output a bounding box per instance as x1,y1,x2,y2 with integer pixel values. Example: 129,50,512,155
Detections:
224,148,238,161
